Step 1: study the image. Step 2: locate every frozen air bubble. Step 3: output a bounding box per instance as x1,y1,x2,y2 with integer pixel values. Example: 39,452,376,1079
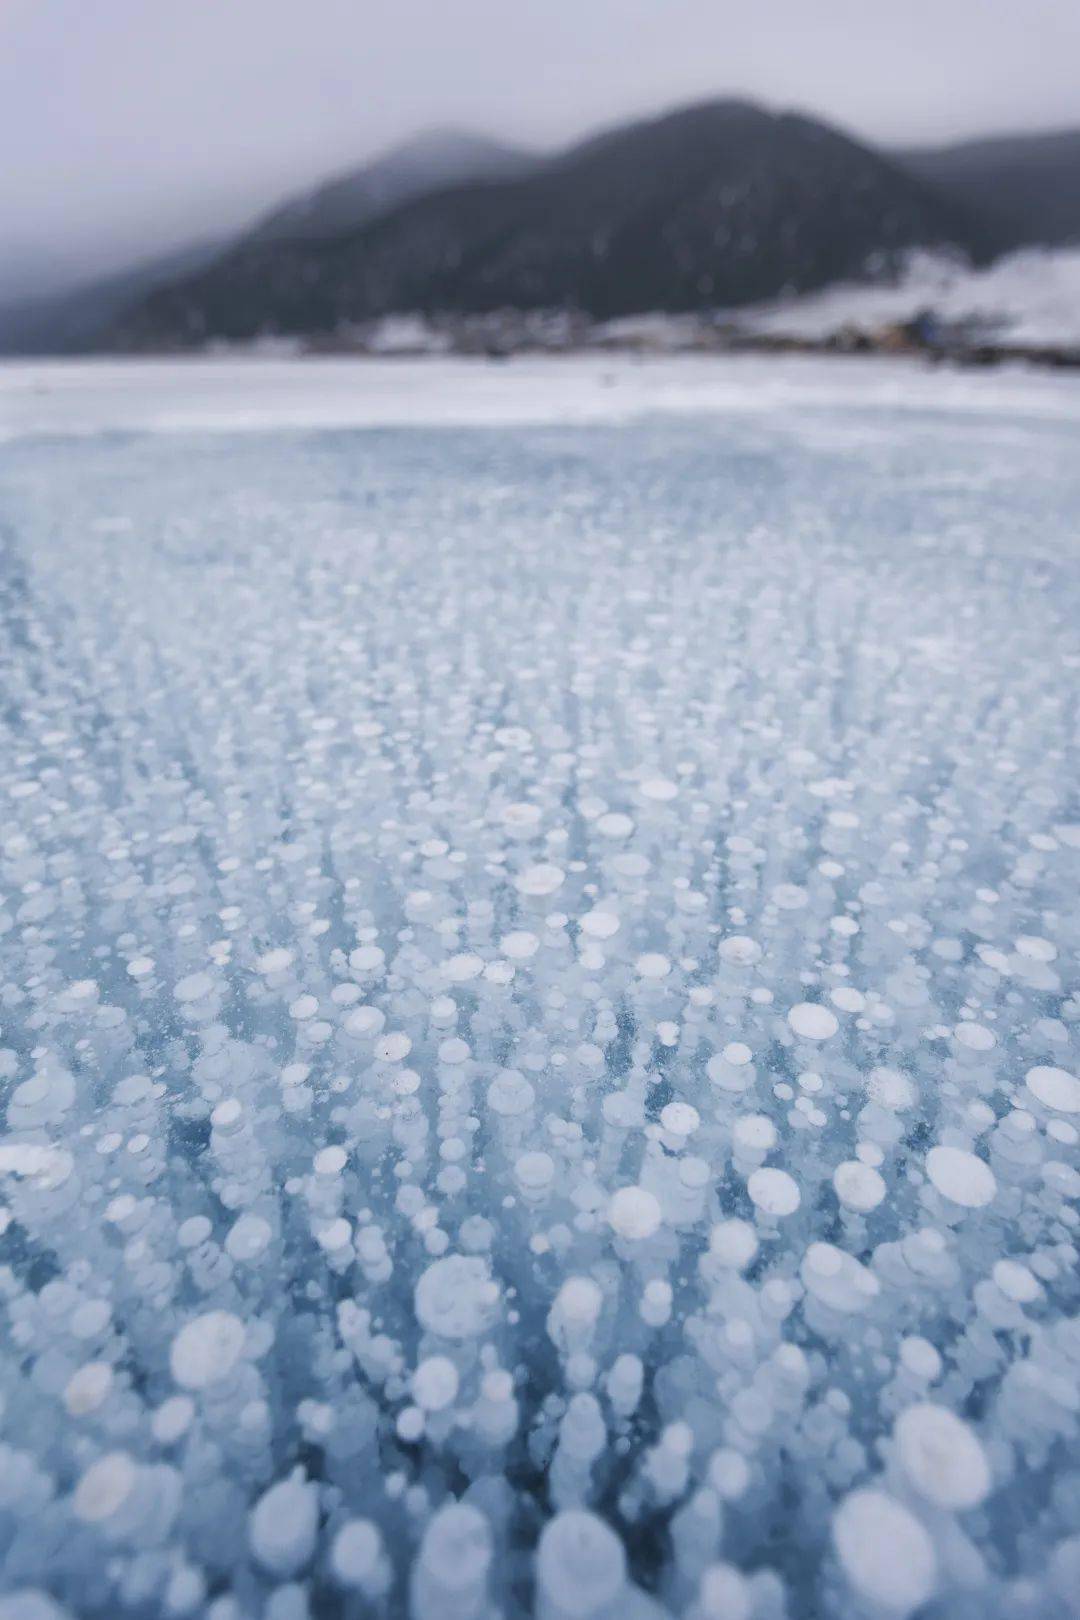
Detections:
73,1452,136,1524
639,778,678,802
925,1145,997,1208
801,1243,880,1313
225,1213,272,1262
894,1402,992,1509
169,1310,246,1389
747,1168,801,1217
833,1489,937,1616
63,1362,113,1416
865,1067,917,1112
443,953,484,983
414,1254,499,1340
579,908,620,939
516,864,566,897
608,1185,663,1241
375,1032,412,1062
255,948,294,975
412,1356,460,1412
1025,1065,1080,1114
954,1021,996,1052
330,1519,386,1590
833,1160,887,1212
697,1563,752,1620
535,1510,626,1618
708,1218,758,1270
788,1003,839,1041
173,972,213,997
412,1502,492,1620
248,1472,318,1576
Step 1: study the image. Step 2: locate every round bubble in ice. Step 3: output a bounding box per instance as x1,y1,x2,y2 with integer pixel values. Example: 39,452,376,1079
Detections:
414,1255,499,1340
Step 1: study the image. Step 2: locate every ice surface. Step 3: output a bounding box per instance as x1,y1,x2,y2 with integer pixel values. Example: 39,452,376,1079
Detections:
5,351,1080,442
0,357,1079,1617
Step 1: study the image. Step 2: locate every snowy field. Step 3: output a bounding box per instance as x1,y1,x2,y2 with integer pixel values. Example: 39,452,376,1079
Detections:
1,355,1079,1620
7,350,1080,439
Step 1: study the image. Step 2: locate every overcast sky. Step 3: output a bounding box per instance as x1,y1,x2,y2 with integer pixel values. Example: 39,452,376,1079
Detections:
3,0,1078,298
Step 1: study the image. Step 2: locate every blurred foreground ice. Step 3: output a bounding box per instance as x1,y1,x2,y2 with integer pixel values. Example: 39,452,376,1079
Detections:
0,358,1079,1618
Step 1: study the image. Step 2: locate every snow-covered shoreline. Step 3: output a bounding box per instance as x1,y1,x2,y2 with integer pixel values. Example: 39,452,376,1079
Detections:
738,248,1080,349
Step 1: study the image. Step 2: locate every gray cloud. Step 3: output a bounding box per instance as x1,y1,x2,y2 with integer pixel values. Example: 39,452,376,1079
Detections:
3,0,1078,298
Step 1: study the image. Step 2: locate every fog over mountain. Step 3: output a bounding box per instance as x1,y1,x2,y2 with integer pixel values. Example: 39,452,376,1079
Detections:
3,0,1079,302
2,98,1077,356
109,102,980,348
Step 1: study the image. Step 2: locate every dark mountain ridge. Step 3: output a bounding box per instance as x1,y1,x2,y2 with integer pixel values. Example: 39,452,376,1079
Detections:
247,127,536,247
898,128,1080,249
5,103,1078,354
0,239,223,357
0,128,530,357
111,100,983,348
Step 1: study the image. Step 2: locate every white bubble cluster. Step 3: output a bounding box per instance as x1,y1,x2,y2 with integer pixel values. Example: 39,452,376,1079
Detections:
0,395,1078,1617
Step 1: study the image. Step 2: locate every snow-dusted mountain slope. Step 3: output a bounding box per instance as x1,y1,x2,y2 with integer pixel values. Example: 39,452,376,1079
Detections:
739,247,1080,348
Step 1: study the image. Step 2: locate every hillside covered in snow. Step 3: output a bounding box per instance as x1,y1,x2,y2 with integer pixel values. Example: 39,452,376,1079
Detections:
738,248,1080,350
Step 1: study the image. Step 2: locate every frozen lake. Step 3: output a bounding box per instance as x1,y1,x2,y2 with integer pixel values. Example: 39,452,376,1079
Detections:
1,356,1079,1619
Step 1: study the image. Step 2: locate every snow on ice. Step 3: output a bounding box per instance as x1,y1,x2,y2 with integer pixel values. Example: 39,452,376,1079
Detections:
0,358,1078,1617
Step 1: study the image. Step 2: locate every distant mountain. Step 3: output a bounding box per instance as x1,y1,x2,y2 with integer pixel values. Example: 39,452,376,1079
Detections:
248,128,536,246
11,107,1080,355
896,129,1080,249
0,239,223,356
111,101,977,348
0,128,533,357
